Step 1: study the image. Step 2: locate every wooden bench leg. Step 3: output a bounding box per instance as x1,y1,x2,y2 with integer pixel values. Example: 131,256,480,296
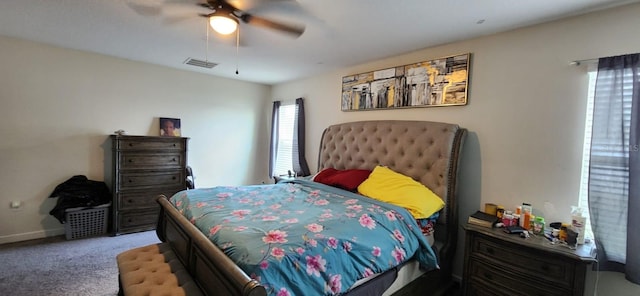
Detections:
118,275,124,296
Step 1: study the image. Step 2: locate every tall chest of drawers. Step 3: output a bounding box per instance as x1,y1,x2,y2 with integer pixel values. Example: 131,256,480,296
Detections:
462,224,597,296
111,135,188,235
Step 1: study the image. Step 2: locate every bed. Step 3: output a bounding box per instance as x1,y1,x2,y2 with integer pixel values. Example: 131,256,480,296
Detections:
155,120,466,296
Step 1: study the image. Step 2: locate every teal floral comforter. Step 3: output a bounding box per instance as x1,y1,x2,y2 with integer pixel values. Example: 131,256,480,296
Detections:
170,179,438,296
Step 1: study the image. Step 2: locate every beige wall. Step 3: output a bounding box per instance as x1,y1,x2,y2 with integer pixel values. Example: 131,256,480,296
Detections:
272,3,640,280
0,36,272,243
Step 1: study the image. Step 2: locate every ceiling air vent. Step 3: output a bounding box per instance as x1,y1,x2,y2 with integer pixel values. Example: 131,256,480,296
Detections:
183,58,217,69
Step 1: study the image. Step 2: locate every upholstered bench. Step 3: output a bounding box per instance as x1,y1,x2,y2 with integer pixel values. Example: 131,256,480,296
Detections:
116,243,204,296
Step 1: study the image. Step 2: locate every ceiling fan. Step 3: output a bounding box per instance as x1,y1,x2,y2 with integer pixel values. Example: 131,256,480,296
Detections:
198,0,305,37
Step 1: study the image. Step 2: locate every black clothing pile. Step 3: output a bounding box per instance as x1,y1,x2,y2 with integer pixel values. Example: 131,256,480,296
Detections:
49,175,111,223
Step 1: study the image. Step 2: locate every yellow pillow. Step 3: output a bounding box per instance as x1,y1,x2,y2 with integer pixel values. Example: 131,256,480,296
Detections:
357,166,445,219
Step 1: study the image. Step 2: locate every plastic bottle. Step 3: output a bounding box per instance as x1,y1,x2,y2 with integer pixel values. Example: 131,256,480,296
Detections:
559,224,569,242
529,214,536,232
533,216,545,235
497,205,505,219
522,211,531,230
513,213,520,227
520,203,532,229
502,213,514,226
571,206,586,244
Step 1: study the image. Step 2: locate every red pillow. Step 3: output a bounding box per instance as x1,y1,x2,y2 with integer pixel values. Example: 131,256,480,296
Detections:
313,168,372,191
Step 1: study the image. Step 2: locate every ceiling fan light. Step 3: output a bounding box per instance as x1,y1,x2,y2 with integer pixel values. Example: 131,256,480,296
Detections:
210,16,238,35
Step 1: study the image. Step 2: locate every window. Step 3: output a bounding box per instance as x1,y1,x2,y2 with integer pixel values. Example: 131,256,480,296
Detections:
578,70,597,241
270,98,310,179
273,103,295,177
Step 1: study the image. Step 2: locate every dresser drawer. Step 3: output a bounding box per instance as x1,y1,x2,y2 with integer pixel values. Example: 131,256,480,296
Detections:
472,235,574,288
117,187,184,210
118,210,159,230
116,138,186,151
119,153,185,169
118,171,185,189
468,258,570,296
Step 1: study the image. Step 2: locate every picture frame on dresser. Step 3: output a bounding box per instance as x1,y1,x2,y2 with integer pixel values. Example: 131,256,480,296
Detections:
159,117,181,137
110,135,188,235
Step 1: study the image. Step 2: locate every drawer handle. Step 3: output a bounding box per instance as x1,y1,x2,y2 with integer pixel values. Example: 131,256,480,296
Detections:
541,265,550,272
128,159,134,163
172,176,177,180
172,158,176,162
483,272,493,281
173,143,176,147
128,218,133,223
127,199,133,203
128,179,133,183
486,247,494,255
129,143,133,147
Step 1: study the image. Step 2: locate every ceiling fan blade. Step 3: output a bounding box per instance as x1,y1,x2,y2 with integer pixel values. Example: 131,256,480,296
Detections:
198,2,213,9
239,13,305,37
163,14,197,25
227,0,296,12
201,0,237,11
126,0,163,16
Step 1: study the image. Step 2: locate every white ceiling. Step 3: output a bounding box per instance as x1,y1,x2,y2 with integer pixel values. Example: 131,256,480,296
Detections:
1,0,638,85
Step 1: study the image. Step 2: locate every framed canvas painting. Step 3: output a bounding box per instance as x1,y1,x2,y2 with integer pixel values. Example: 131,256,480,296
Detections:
341,53,470,111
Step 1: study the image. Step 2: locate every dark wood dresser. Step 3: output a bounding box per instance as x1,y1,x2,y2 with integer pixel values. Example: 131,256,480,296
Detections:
462,223,597,296
111,135,188,235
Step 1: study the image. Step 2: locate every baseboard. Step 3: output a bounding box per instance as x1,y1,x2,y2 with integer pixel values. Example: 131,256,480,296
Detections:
0,228,65,244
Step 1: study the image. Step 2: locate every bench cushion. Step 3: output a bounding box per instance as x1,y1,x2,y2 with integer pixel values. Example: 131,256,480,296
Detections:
117,243,203,296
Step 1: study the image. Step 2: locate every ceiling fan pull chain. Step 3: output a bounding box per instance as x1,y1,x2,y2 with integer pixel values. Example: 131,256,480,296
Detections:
235,26,240,75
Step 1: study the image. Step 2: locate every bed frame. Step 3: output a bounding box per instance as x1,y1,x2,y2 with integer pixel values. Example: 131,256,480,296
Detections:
156,120,467,296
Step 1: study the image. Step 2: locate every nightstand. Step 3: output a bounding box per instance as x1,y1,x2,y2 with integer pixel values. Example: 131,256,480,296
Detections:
462,223,597,296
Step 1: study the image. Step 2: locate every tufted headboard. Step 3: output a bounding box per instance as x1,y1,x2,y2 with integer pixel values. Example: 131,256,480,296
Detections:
317,120,466,277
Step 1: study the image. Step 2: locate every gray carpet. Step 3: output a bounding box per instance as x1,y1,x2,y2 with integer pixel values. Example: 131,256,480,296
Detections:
0,230,160,296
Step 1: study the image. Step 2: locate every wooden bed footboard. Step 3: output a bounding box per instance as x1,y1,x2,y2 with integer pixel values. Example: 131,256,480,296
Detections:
156,195,267,296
